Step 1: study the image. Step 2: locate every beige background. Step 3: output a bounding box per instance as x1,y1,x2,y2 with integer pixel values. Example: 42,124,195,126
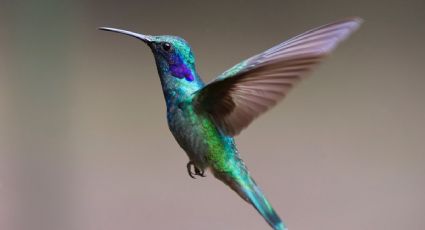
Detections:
0,0,424,229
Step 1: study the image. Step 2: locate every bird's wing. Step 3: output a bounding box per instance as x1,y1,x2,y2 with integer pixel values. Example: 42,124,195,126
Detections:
193,18,362,136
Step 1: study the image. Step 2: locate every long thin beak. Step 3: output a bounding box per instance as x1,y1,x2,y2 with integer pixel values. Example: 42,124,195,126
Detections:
99,27,152,43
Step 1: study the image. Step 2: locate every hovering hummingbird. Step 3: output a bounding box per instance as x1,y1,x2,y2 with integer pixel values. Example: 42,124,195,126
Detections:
100,17,362,230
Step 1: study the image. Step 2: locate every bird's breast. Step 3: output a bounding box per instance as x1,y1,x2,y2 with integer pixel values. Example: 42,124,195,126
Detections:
167,103,210,168
167,103,239,172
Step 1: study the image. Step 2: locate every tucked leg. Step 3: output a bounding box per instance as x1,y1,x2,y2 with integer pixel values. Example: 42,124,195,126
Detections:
186,161,206,179
187,161,196,179
194,167,206,177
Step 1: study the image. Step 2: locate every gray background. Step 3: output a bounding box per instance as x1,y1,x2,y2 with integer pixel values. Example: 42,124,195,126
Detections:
0,0,424,229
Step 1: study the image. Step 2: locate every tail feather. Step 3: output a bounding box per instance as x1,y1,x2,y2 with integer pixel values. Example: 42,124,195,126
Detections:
213,169,287,230
247,182,286,230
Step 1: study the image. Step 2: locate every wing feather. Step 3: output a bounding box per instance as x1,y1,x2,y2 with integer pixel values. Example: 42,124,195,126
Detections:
195,18,362,136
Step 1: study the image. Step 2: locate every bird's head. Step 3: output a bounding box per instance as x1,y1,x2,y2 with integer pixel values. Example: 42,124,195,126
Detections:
99,27,198,83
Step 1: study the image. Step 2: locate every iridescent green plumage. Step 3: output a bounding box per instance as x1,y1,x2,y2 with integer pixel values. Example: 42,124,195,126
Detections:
100,17,362,230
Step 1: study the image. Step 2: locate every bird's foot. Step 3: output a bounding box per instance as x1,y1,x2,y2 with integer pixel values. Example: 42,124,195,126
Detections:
186,161,206,179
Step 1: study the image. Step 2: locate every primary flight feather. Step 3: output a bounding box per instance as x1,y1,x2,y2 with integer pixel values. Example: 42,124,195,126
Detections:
195,18,361,136
100,17,362,230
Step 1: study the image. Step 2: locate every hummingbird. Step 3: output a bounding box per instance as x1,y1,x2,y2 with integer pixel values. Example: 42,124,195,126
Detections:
99,17,362,230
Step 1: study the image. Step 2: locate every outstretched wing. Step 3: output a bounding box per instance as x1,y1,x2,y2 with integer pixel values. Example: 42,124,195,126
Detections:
194,18,362,136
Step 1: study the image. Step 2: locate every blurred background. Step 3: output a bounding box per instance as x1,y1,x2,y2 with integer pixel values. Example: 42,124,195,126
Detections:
0,0,424,229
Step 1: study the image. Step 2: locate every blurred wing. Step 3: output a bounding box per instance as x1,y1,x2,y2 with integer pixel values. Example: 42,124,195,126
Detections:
194,18,362,136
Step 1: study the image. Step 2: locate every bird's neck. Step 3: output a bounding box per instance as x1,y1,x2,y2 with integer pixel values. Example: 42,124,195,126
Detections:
154,58,204,108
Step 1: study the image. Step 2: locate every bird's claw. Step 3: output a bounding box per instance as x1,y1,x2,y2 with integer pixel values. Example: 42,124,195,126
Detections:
186,161,206,179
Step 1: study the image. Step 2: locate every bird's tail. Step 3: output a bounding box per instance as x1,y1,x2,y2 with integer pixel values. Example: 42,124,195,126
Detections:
213,168,287,230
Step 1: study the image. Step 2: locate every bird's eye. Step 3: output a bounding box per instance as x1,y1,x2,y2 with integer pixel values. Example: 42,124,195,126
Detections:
162,42,172,52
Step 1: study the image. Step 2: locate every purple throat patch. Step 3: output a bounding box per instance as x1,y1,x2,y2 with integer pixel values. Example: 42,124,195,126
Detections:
169,56,194,81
